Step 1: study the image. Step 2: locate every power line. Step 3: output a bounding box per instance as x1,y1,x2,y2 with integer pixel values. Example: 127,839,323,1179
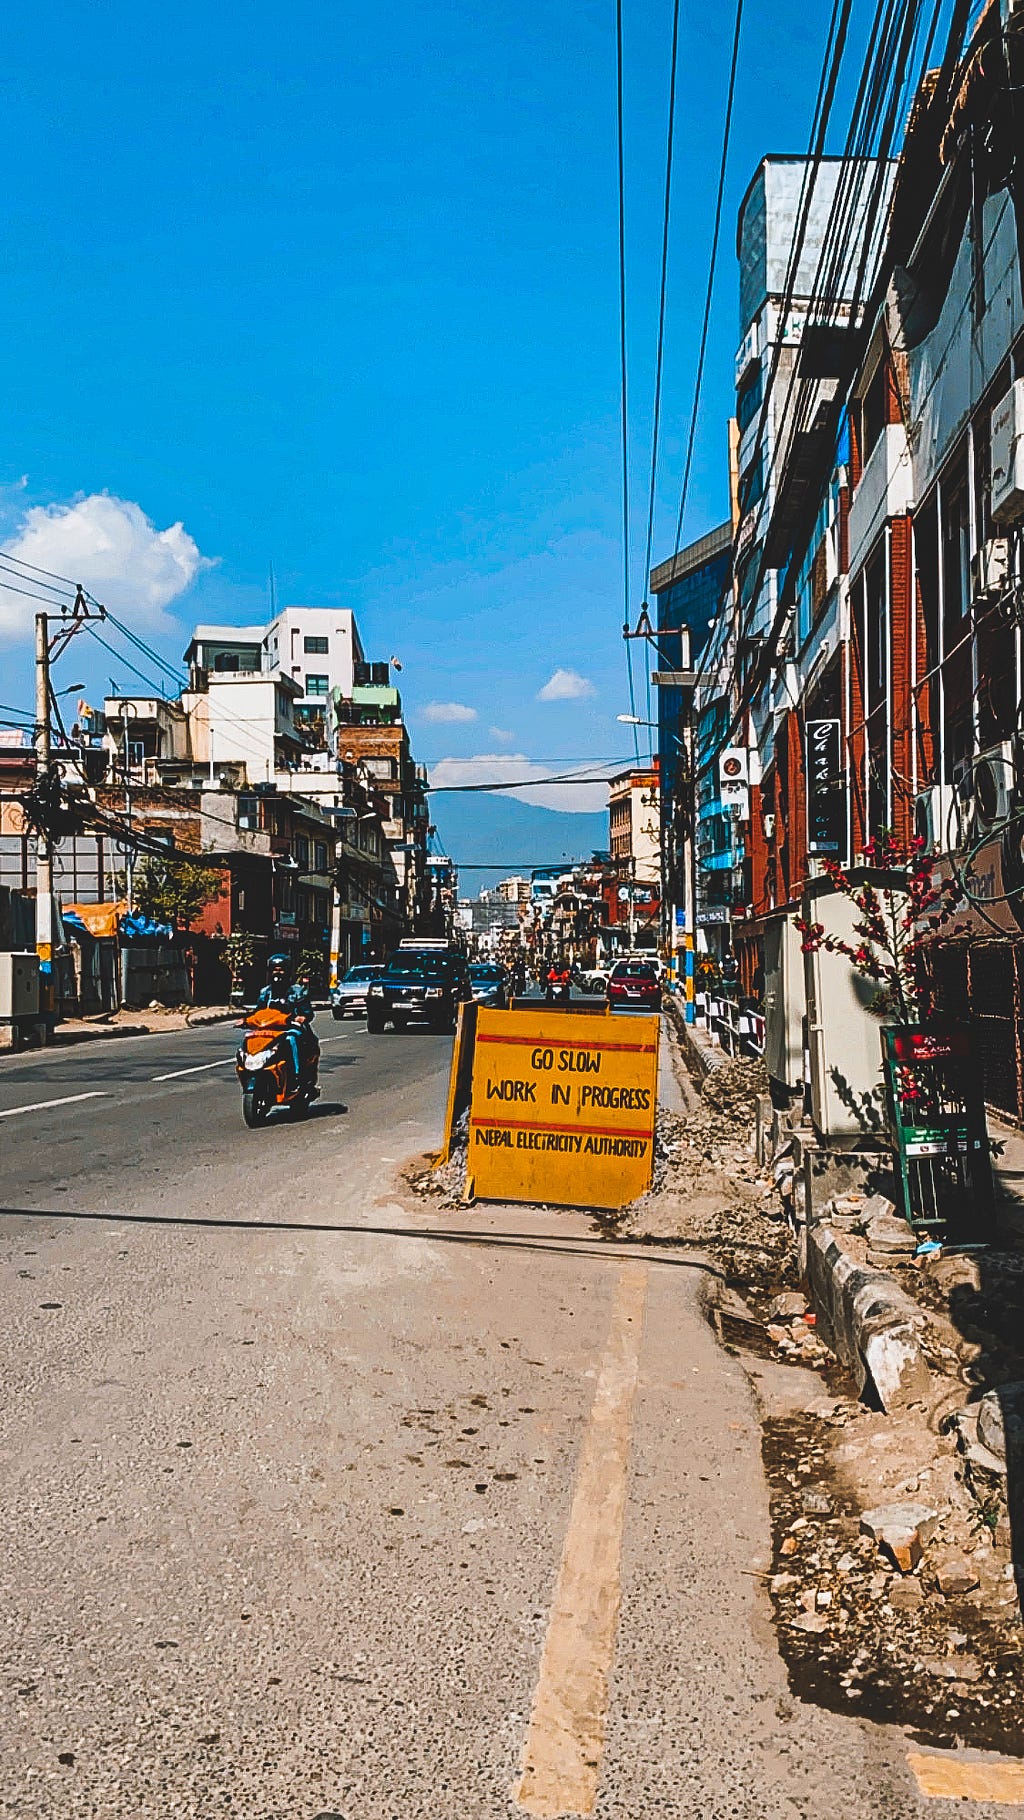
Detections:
641,0,681,598
671,0,745,558
616,0,640,764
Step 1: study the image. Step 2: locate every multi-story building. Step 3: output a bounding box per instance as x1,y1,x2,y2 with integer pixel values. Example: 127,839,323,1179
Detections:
495,875,531,904
330,663,431,932
699,3,1024,1135
607,764,660,883
649,522,732,963
607,764,661,952
264,606,363,751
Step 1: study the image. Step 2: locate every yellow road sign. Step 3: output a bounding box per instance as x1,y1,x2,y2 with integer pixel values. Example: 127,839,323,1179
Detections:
466,1007,659,1209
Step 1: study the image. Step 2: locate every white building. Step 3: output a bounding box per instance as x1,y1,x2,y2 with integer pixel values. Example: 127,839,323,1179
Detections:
203,672,303,783
264,607,364,739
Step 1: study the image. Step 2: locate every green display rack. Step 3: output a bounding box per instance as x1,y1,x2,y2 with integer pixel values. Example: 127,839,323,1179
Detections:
881,1025,995,1239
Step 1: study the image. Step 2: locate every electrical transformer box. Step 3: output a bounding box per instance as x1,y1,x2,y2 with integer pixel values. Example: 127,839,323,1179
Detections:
762,912,804,1094
801,875,906,1144
0,951,40,1020
991,379,1024,524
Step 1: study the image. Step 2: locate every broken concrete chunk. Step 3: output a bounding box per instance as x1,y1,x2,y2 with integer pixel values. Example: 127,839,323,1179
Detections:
934,1558,981,1597
790,1611,829,1634
801,1487,832,1515
862,1321,931,1412
768,1291,807,1322
860,1502,939,1573
860,1193,898,1222
977,1384,1024,1466
888,1578,925,1609
863,1212,917,1254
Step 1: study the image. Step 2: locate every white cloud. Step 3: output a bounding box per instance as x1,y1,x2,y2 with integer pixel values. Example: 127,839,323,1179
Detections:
537,667,595,702
489,725,515,743
0,493,214,642
421,700,478,723
428,752,611,814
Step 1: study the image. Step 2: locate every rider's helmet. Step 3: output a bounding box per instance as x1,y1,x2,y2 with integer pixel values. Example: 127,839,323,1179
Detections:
267,952,291,994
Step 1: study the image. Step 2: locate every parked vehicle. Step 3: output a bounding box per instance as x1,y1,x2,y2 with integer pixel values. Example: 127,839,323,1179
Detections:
367,951,473,1033
578,968,609,995
235,1006,319,1126
331,963,384,1019
468,962,509,1008
606,958,662,1012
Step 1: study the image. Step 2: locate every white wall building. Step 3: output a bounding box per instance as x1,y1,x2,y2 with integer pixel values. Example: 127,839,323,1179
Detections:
264,607,364,724
203,672,303,784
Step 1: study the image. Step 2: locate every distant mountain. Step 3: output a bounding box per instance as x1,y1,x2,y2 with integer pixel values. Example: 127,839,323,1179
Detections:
430,793,609,892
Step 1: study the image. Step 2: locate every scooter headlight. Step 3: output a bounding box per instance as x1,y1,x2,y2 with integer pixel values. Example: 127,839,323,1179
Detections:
243,1051,265,1071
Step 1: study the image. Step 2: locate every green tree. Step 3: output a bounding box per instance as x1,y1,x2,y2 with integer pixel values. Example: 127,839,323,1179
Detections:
297,945,328,992
224,931,260,1001
123,856,224,930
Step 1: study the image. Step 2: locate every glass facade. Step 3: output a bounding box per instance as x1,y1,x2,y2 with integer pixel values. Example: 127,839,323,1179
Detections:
653,535,732,933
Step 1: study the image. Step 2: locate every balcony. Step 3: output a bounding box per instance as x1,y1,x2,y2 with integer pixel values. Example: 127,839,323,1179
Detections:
847,423,913,577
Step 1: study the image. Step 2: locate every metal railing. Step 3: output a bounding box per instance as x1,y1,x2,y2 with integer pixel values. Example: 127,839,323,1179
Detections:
696,991,765,1058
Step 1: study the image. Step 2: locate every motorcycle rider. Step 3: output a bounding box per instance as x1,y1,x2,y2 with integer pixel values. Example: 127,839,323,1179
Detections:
256,953,320,1095
545,955,571,1004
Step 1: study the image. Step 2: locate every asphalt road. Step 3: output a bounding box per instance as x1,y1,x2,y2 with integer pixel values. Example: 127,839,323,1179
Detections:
0,1016,1012,1817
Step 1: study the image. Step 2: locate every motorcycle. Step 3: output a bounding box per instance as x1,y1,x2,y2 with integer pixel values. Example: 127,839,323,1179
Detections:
235,1007,319,1127
545,972,571,1006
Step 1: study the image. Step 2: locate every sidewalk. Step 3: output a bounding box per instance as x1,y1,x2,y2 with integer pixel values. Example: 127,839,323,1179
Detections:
11,1005,238,1053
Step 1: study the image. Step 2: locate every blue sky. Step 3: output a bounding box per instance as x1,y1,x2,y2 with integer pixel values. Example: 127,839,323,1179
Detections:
0,0,837,855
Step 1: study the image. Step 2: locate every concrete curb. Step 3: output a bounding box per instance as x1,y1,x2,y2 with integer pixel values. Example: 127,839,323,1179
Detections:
49,1023,150,1047
662,995,726,1084
805,1218,931,1412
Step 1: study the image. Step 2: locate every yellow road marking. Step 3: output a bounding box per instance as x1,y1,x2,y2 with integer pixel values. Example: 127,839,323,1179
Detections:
909,1752,1024,1802
514,1261,649,1818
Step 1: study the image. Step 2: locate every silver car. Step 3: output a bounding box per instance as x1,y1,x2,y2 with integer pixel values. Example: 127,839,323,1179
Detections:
331,963,384,1019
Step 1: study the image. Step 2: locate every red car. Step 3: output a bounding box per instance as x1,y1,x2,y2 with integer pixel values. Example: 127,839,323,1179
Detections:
606,959,662,1012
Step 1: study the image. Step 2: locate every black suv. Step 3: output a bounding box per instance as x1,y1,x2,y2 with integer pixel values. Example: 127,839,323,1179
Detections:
366,950,473,1034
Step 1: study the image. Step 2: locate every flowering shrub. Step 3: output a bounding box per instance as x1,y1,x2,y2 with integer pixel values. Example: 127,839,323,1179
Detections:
794,832,967,1024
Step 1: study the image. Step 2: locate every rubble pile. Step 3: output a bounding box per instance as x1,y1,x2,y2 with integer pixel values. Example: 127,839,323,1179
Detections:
765,1409,1024,1753
609,1056,795,1303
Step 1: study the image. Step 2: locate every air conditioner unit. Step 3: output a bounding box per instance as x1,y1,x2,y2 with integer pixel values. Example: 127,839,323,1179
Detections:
991,379,1024,524
913,784,957,852
971,536,1010,600
970,740,1018,839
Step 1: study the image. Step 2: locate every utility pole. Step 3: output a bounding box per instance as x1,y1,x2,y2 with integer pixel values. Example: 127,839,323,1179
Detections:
34,613,53,1025
120,701,137,914
31,589,107,1039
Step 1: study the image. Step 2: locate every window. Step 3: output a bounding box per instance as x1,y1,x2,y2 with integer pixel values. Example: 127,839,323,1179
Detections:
304,635,329,655
859,362,886,467
736,366,763,434
305,674,329,697
864,553,887,711
941,461,971,626
237,794,260,831
314,840,328,872
738,451,764,515
295,835,310,868
213,652,240,672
